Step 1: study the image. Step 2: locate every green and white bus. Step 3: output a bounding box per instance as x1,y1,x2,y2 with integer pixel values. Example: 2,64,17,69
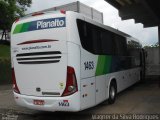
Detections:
11,11,145,112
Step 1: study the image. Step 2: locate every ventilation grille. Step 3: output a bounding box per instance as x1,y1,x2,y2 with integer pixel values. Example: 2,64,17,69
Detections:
16,51,61,64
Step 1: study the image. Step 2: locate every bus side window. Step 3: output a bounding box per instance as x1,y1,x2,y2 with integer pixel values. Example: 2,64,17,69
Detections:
114,35,127,56
92,27,102,54
77,19,93,53
83,23,87,37
101,30,115,55
77,19,102,54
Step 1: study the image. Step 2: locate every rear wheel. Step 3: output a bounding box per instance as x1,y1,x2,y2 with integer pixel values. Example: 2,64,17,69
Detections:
108,82,117,104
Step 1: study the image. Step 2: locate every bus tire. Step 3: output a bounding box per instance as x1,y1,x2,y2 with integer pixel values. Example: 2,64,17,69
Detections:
108,81,117,104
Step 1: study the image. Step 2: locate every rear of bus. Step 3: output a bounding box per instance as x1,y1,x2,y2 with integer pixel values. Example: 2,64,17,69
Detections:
11,11,80,112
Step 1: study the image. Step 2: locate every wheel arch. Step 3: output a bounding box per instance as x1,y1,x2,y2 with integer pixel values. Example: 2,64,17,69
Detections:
108,77,117,95
107,77,117,104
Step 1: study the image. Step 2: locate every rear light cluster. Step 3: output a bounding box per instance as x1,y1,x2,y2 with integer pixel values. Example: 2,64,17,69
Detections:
14,18,19,23
14,10,65,23
32,12,44,16
60,10,66,14
62,66,78,96
12,68,20,94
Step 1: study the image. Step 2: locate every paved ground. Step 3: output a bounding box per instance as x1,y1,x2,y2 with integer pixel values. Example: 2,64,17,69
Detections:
0,76,160,120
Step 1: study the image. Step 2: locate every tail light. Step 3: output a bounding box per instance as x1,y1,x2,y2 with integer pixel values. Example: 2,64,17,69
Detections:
32,12,44,16
14,18,19,23
12,68,20,94
60,10,66,14
62,66,78,96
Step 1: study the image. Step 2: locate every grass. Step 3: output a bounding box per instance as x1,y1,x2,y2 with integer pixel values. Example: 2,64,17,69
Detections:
0,45,10,59
0,45,11,84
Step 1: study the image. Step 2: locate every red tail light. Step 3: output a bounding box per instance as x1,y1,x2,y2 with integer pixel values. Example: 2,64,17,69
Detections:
12,68,20,94
60,10,66,14
32,12,44,16
14,18,19,23
62,66,78,96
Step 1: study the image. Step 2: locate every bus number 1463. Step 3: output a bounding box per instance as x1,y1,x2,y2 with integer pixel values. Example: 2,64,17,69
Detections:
84,61,94,70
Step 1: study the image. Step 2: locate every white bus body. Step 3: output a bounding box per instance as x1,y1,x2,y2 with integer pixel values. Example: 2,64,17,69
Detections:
11,11,144,112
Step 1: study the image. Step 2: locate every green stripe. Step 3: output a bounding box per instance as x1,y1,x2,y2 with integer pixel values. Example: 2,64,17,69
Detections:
96,55,106,76
104,56,112,74
13,22,30,34
21,23,30,32
95,55,112,76
13,24,23,34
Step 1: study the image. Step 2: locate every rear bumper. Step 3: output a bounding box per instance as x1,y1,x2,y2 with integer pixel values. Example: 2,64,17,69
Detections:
13,92,80,112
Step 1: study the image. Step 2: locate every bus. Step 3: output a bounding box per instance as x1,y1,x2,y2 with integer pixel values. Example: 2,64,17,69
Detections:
11,11,145,112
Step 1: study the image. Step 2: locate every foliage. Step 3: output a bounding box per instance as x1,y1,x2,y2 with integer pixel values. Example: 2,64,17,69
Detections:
143,42,159,48
0,0,32,31
0,45,10,59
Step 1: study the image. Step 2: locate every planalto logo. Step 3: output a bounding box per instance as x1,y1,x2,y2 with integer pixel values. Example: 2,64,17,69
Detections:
37,18,65,29
13,17,66,34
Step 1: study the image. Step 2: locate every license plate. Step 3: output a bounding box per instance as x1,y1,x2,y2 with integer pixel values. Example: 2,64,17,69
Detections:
33,100,45,105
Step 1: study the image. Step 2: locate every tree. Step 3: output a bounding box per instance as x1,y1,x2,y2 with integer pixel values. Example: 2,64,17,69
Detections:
143,42,159,48
0,0,32,41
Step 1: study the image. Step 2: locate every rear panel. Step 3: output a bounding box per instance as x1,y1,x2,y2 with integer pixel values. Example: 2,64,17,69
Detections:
11,13,68,97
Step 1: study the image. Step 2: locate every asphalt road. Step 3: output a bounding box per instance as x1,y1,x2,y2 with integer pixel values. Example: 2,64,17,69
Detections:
0,77,160,120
